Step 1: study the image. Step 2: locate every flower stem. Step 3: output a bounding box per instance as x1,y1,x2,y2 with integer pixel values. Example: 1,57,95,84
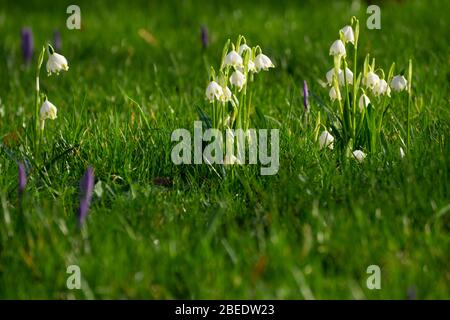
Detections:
407,58,413,150
34,46,45,156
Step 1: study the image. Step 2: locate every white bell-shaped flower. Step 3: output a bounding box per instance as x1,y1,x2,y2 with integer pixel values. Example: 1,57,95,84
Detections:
40,99,58,121
319,130,334,150
46,45,69,75
352,150,366,163
205,81,224,102
364,71,380,90
229,70,246,91
329,40,346,57
254,53,275,72
221,86,232,102
340,25,355,44
373,79,391,97
329,87,341,101
359,94,371,112
326,68,341,86
391,75,408,92
238,44,251,55
39,99,58,130
338,67,354,85
247,60,256,73
224,50,243,68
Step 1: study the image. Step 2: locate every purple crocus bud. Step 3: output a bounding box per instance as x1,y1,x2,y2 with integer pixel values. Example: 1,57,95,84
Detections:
303,80,309,112
21,27,34,65
18,162,27,195
53,30,62,52
78,166,94,227
200,25,209,49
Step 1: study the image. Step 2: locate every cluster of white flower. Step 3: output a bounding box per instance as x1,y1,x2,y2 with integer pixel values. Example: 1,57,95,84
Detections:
320,17,411,162
205,37,274,108
327,26,407,107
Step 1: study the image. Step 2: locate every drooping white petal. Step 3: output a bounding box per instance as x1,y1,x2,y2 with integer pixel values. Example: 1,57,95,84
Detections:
238,44,251,55
340,25,355,44
205,81,223,102
352,150,366,163
39,99,58,121
221,86,232,102
326,68,341,86
358,94,371,112
391,75,408,92
224,50,243,68
329,87,341,101
254,53,274,72
373,79,391,96
319,130,334,150
340,67,353,85
229,70,246,91
247,60,256,73
329,40,346,57
46,52,69,75
364,71,380,90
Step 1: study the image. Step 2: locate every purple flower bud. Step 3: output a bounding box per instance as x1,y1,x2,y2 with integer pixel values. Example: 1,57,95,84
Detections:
303,80,309,112
18,162,27,194
53,30,62,52
21,27,34,65
201,25,209,49
78,166,94,227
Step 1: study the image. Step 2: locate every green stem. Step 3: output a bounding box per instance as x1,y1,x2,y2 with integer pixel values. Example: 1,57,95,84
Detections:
34,46,45,156
407,58,413,150
352,44,358,140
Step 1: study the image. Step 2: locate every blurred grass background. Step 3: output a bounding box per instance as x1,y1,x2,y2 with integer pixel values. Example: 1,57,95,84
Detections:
0,0,449,299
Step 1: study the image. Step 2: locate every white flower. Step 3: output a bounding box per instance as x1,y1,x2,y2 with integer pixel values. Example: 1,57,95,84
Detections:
247,60,256,73
329,87,341,101
221,86,232,102
400,147,405,158
340,25,355,44
326,68,341,86
327,68,353,86
254,53,274,72
391,75,408,92
39,99,57,130
373,79,391,97
329,40,346,57
338,67,354,85
238,44,251,55
358,94,370,111
40,99,58,121
364,71,380,90
319,130,334,150
46,45,69,75
230,70,246,91
205,81,223,102
224,50,243,68
352,150,366,163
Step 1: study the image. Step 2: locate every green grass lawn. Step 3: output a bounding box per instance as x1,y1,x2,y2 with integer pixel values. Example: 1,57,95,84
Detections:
0,0,449,299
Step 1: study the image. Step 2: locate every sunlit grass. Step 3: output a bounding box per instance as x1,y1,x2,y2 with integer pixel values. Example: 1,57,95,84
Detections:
0,0,449,299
